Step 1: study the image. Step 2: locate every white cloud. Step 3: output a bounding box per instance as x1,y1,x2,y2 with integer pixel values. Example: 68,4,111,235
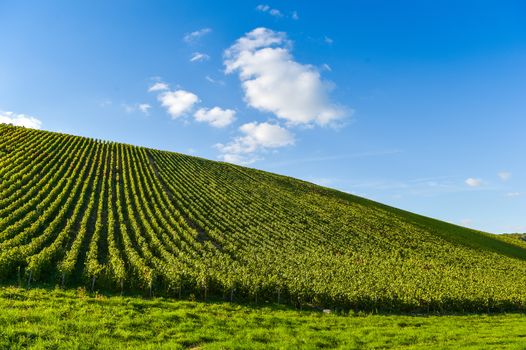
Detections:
507,192,521,197
216,121,294,164
194,107,236,128
138,104,151,115
183,28,212,43
123,103,151,115
256,4,270,12
220,153,261,165
158,90,199,119
324,36,334,45
291,11,299,20
148,82,169,92
224,28,346,126
190,52,210,62
465,178,482,187
99,99,112,107
0,111,42,129
321,63,332,72
238,122,295,149
498,171,511,181
269,8,282,17
123,104,135,113
205,75,225,85
256,4,284,17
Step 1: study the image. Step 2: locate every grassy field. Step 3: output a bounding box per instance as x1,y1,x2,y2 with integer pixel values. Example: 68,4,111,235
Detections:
1,286,526,349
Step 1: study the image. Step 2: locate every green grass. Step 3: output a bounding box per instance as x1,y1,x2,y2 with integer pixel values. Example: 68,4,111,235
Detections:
1,286,526,349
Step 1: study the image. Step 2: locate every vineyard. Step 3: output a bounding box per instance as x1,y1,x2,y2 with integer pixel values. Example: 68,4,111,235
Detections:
1,123,526,312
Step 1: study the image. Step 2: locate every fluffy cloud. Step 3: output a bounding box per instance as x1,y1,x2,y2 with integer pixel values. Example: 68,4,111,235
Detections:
190,52,210,63
498,171,511,181
194,107,235,128
256,4,283,17
269,9,282,17
224,28,346,126
123,103,152,115
149,80,233,127
216,121,294,164
183,28,212,43
256,6,298,20
256,4,270,12
0,111,42,129
138,104,151,114
220,153,259,165
158,90,199,119
239,122,294,148
148,82,169,92
465,178,482,187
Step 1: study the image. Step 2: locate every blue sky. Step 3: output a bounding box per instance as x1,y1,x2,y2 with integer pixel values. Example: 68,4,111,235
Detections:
1,0,525,233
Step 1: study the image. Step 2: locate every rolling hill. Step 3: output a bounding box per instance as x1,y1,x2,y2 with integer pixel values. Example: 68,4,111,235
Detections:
1,123,526,312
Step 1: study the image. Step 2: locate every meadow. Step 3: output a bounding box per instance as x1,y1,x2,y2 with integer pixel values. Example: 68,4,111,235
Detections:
1,286,526,349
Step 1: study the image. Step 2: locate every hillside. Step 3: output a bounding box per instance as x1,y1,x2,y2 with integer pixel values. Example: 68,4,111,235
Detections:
1,123,526,312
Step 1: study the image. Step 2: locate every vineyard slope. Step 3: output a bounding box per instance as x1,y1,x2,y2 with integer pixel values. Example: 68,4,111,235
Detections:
1,124,526,312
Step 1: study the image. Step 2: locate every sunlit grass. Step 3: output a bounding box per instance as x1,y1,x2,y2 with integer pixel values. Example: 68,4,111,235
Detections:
2,286,526,349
